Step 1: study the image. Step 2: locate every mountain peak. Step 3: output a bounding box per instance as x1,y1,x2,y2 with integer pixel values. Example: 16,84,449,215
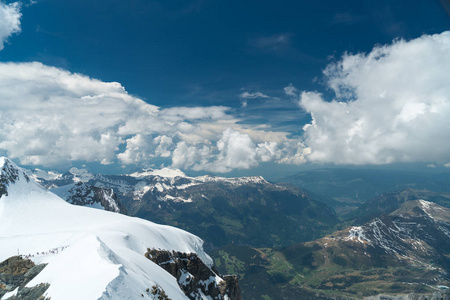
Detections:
0,157,29,197
0,157,57,204
0,157,15,169
391,199,450,223
128,168,186,178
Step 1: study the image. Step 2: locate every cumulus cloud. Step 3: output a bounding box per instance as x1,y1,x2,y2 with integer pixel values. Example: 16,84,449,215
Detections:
171,129,262,173
172,142,211,170
211,128,259,172
169,128,308,173
300,31,450,165
0,2,21,50
0,61,300,171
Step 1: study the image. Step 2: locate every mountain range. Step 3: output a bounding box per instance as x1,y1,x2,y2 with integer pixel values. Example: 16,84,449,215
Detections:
7,161,450,299
27,167,338,249
0,158,241,300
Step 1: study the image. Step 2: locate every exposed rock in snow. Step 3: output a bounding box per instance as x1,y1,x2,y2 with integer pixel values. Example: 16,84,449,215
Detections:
145,249,242,300
345,226,371,244
336,199,450,269
51,182,126,214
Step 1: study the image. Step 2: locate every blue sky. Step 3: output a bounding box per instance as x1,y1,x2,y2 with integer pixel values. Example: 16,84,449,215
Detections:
6,0,447,109
0,0,450,175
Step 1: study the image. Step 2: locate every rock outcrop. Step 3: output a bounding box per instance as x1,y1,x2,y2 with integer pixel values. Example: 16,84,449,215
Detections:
145,249,242,300
0,256,49,300
64,182,127,214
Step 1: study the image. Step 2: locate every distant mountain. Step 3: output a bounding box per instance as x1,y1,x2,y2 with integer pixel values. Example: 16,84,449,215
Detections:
0,158,241,300
29,167,339,249
284,199,450,297
348,188,450,224
213,199,450,299
279,168,450,215
311,199,450,272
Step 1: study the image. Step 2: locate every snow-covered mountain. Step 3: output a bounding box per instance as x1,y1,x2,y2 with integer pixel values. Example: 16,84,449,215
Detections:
0,158,240,300
28,167,338,249
339,199,450,269
27,167,270,204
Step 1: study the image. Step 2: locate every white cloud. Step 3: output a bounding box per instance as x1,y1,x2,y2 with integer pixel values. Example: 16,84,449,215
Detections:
212,128,259,172
300,31,450,165
171,129,259,173
239,91,270,108
284,83,298,97
0,61,300,171
0,2,21,50
169,128,308,173
116,134,151,165
171,142,211,170
239,92,269,99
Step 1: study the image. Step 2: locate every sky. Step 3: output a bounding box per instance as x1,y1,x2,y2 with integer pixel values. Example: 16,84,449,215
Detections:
0,0,449,175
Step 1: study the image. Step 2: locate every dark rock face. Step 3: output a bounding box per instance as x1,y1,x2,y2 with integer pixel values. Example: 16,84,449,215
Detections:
220,275,241,299
0,256,49,300
0,159,21,198
65,182,127,214
145,249,242,300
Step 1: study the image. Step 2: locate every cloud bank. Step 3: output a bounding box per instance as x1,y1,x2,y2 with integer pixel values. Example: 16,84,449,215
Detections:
2,28,449,171
300,31,450,165
0,62,302,171
0,2,21,50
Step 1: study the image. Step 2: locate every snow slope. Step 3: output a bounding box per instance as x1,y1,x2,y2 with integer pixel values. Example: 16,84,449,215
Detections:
0,158,217,300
